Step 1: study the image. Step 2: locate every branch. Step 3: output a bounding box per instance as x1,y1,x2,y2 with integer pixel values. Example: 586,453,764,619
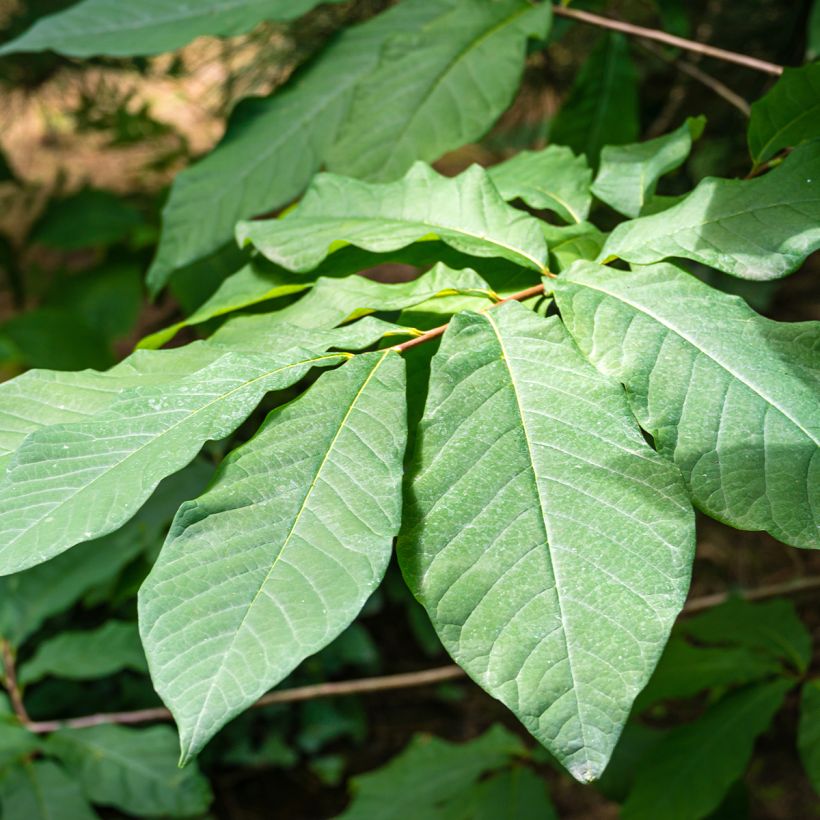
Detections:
393,282,549,353
1,640,30,725
552,6,783,76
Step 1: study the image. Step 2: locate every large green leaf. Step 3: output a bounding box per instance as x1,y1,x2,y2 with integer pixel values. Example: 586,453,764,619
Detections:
0,344,349,575
0,761,97,820
599,140,820,280
622,680,792,820
549,34,639,167
799,679,820,795
591,117,705,218
0,0,342,57
47,725,212,817
139,352,407,760
399,302,695,781
552,261,820,548
19,621,146,685
326,0,551,181
147,0,453,292
238,163,548,274
488,145,593,224
748,63,820,167
340,725,525,820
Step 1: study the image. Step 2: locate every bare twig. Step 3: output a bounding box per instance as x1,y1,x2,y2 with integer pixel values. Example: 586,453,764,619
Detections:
392,282,549,353
552,6,784,76
681,575,820,615
1,640,30,725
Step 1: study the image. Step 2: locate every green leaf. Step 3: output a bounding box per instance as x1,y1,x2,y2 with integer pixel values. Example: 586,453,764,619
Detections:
19,621,147,685
0,0,343,57
633,638,783,712
592,117,706,218
0,725,39,772
147,0,453,292
621,680,792,820
542,223,606,272
488,145,593,224
0,761,97,820
799,679,820,795
678,597,812,674
238,163,547,274
339,725,525,819
598,140,820,280
450,767,557,820
0,343,349,574
139,352,407,761
748,64,820,167
0,463,211,645
549,34,640,167
552,261,820,548
326,0,551,181
809,0,820,61
47,725,212,817
399,301,695,781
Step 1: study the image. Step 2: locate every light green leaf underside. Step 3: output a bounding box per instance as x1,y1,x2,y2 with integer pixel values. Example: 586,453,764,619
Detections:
19,621,147,686
0,761,97,820
47,725,212,817
799,680,820,795
591,116,705,218
326,0,551,181
0,344,348,575
553,261,820,548
622,680,792,820
146,0,454,291
139,352,407,761
599,139,820,280
0,0,342,56
488,144,593,224
748,63,820,166
339,725,525,820
399,301,695,781
549,33,639,167
237,163,548,274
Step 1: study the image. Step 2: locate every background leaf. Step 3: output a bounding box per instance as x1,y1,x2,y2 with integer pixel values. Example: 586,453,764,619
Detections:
0,761,97,820
549,34,639,168
799,680,820,795
599,140,820,280
399,302,695,781
47,725,212,817
327,0,551,181
140,352,407,760
553,261,820,548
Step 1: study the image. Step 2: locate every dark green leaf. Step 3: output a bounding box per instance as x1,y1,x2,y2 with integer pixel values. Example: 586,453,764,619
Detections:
399,302,695,781
0,761,97,820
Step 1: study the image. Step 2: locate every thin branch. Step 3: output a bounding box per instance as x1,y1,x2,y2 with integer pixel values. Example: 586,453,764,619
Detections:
552,6,784,76
392,282,549,354
1,640,30,725
681,575,820,615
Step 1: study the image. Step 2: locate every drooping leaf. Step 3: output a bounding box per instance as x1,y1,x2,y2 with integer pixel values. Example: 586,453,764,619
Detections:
552,261,820,548
0,343,350,575
633,638,783,712
147,0,453,292
678,597,812,674
47,725,212,817
799,679,820,795
591,117,705,218
0,462,211,646
549,34,640,167
598,140,820,280
748,63,820,167
326,0,551,181
238,163,548,274
19,621,147,685
339,725,525,819
0,761,97,820
621,680,792,820
399,301,695,781
0,0,343,57
488,145,593,224
139,352,407,761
